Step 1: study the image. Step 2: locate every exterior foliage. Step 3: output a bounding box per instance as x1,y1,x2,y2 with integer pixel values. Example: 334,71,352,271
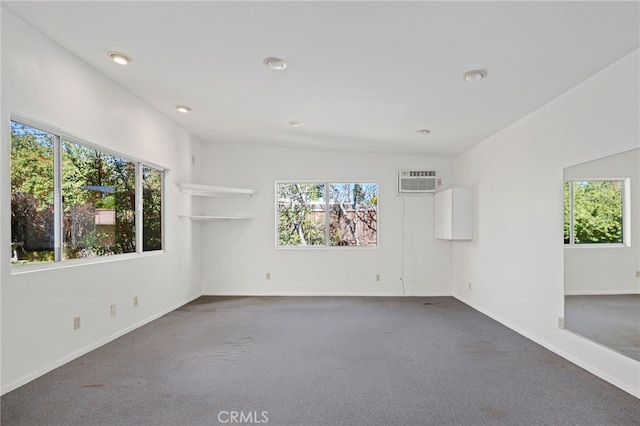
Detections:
62,140,137,258
10,123,55,260
142,167,163,251
277,184,326,246
564,180,623,244
277,182,377,247
10,120,163,265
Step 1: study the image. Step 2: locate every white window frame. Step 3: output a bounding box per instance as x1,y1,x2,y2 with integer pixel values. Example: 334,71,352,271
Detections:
275,181,379,249
140,164,165,252
564,178,630,248
9,115,166,273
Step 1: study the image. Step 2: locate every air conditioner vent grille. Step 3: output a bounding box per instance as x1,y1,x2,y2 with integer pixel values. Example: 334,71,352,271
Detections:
398,170,437,194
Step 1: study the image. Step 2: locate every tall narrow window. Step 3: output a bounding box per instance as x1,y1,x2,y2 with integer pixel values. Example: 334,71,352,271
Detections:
276,182,378,247
10,121,55,265
142,166,163,251
564,180,625,245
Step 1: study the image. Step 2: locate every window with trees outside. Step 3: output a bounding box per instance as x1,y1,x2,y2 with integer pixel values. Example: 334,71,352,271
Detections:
277,182,377,247
564,180,625,245
10,119,164,267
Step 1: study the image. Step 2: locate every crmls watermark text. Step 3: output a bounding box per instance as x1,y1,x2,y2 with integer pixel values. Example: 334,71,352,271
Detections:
217,411,269,424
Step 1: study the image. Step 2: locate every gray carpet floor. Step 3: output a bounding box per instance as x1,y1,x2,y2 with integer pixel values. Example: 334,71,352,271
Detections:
565,294,640,362
2,296,639,426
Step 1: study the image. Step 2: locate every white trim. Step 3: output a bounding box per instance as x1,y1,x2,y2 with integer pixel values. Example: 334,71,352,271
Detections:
274,181,379,249
177,182,255,197
183,216,251,221
275,245,378,250
9,117,167,268
53,134,62,262
0,292,202,395
140,164,165,252
135,163,143,254
202,292,452,297
565,290,640,296
565,244,628,249
10,250,165,275
160,168,166,251
568,180,575,245
453,294,639,398
564,179,627,247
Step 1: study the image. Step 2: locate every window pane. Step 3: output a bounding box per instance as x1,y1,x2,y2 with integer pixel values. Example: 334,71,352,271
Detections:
62,141,136,259
10,121,55,266
572,181,623,244
142,166,163,251
329,183,378,246
277,183,326,246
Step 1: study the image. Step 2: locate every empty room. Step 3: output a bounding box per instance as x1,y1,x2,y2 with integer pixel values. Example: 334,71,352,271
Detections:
1,1,639,425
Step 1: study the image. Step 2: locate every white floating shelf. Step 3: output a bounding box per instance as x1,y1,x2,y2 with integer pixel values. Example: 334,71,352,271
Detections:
177,182,255,197
181,215,251,221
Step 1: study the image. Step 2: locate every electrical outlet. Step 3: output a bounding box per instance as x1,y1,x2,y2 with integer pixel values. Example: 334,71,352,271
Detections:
266,272,271,280
73,316,81,330
134,296,138,307
437,178,442,186
468,282,472,290
557,317,565,329
110,304,117,317
376,274,381,282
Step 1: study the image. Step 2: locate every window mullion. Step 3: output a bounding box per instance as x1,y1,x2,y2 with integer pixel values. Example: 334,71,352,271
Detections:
53,135,63,262
325,184,330,246
135,163,143,253
569,182,575,245
160,170,165,251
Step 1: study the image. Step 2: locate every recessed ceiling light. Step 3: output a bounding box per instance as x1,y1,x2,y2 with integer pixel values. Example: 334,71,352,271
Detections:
263,57,288,70
463,70,487,82
416,129,431,135
289,121,304,128
176,105,192,113
109,52,132,65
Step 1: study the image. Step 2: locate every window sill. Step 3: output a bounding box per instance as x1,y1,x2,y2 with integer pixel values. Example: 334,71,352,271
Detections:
10,250,165,275
276,245,378,250
564,243,629,249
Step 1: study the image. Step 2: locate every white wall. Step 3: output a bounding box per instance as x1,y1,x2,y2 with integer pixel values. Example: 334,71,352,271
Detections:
452,50,640,396
1,10,202,393
199,142,452,296
564,149,640,295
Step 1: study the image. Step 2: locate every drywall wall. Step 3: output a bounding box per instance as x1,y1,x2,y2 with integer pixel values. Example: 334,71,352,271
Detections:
452,49,640,396
1,10,202,393
564,149,639,295
199,142,453,296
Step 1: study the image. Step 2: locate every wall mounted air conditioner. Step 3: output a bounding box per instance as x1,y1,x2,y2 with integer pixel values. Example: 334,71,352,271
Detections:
397,170,437,194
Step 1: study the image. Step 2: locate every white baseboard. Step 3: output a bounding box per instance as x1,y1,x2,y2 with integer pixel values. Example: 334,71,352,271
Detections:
564,290,640,296
452,294,640,399
1,292,202,395
201,292,453,297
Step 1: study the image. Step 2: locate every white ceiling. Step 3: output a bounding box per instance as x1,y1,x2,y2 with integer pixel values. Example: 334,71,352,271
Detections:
3,1,639,157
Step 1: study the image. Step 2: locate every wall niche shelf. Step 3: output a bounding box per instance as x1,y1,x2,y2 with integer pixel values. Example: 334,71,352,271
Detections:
178,182,255,221
177,182,255,197
181,216,251,221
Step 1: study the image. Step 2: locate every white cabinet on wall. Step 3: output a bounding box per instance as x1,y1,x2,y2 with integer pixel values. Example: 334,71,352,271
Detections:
434,187,473,240
177,182,255,220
